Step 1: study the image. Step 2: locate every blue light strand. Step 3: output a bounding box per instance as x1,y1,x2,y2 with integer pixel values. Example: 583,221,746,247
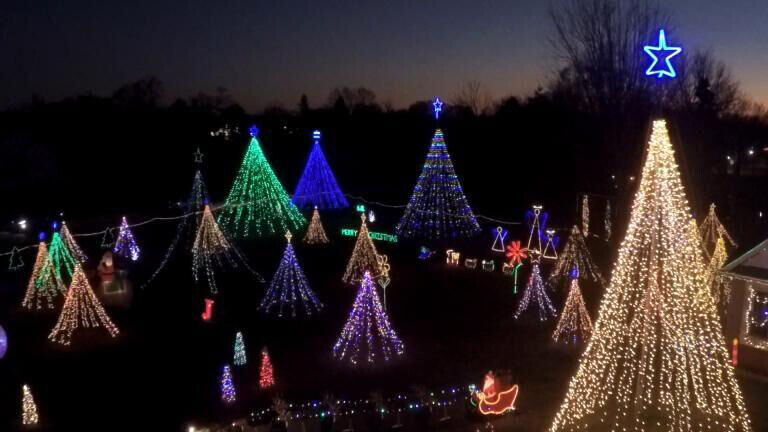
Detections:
292,130,349,210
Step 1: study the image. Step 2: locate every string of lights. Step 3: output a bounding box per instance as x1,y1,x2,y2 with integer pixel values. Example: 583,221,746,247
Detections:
247,385,469,424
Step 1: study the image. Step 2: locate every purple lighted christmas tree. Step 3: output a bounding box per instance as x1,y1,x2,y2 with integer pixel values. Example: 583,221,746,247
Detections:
396,127,480,239
259,231,323,318
113,217,140,261
333,271,404,365
220,364,236,404
513,260,556,321
292,130,348,210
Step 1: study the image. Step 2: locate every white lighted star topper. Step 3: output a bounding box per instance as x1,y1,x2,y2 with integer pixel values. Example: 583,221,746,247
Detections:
194,147,204,164
644,29,682,79
432,97,443,119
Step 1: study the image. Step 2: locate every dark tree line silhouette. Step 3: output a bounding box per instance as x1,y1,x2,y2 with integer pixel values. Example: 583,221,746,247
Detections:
0,0,767,249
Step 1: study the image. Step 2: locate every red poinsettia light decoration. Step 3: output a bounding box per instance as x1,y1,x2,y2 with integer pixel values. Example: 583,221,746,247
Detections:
506,241,528,265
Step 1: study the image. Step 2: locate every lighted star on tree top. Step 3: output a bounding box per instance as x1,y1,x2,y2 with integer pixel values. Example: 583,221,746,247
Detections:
506,241,528,265
644,29,682,78
432,96,443,119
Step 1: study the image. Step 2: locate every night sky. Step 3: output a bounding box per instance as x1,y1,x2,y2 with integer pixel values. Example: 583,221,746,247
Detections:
2,0,767,110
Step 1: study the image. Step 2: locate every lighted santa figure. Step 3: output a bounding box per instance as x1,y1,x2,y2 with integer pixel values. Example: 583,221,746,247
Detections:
474,371,518,415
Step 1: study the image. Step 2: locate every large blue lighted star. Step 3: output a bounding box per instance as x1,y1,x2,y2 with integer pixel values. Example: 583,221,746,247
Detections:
644,29,682,78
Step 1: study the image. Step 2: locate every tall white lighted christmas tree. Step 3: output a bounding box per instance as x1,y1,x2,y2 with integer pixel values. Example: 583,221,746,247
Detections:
549,120,751,431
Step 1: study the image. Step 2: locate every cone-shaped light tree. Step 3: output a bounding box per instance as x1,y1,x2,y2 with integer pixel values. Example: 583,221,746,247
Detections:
259,231,323,318
234,331,247,366
342,213,384,284
218,125,306,238
143,168,210,288
32,232,74,305
700,203,737,256
303,206,330,245
60,222,87,263
549,120,751,432
552,269,593,344
333,271,405,365
708,236,729,304
221,364,237,403
48,264,120,345
548,225,604,288
192,205,238,294
396,129,481,239
259,347,276,389
513,259,556,321
22,242,65,310
22,384,39,426
42,232,76,281
113,217,140,261
292,130,349,210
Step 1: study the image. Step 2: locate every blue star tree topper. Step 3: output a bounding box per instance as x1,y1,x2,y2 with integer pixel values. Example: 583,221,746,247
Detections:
432,97,443,119
644,29,682,78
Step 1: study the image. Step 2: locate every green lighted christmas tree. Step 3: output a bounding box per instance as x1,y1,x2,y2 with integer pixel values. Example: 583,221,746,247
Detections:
218,126,306,238
233,331,247,366
34,232,76,295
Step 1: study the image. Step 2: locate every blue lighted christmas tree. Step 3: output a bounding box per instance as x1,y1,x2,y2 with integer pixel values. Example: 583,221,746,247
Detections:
113,217,140,261
333,271,404,365
396,127,481,239
292,130,348,210
221,364,237,404
259,231,323,318
218,126,306,238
